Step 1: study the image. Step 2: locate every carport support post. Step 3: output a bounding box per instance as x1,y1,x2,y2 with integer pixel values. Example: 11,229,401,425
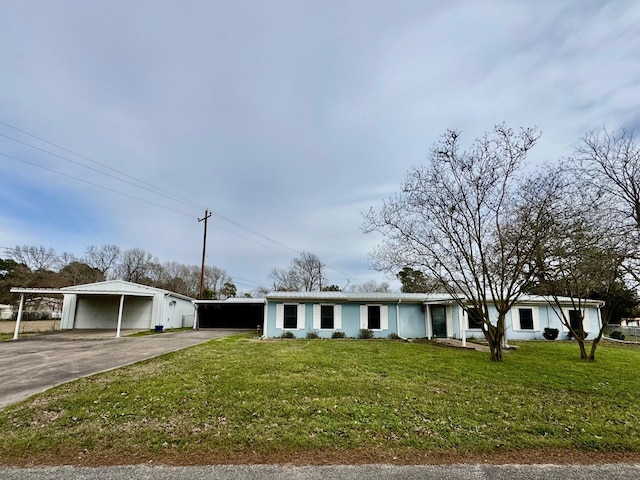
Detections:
116,294,125,338
13,294,25,340
193,304,198,330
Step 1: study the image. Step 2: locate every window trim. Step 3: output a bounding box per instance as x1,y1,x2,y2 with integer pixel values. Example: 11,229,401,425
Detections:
320,304,334,330
359,304,388,331
283,303,298,330
514,306,539,331
466,307,484,330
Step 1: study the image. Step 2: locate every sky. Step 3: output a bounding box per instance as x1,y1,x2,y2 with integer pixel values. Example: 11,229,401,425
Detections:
1,0,640,294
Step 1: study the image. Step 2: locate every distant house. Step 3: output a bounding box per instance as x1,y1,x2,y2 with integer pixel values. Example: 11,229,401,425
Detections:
263,291,604,340
0,304,12,320
11,280,196,337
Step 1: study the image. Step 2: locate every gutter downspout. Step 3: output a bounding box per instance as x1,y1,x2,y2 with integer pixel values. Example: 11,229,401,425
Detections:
396,299,408,340
461,307,466,348
160,293,167,329
261,299,268,339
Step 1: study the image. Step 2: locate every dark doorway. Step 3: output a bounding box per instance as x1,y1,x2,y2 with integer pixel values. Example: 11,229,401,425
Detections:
431,305,447,338
197,303,264,329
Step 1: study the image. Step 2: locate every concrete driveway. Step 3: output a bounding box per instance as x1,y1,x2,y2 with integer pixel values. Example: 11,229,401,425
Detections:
0,329,244,410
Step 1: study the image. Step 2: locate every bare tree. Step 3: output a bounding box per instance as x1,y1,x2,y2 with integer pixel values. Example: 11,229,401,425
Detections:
532,165,632,361
573,127,640,284
9,245,59,271
364,125,553,362
270,251,326,291
85,244,121,279
346,280,391,293
114,248,159,284
201,265,232,299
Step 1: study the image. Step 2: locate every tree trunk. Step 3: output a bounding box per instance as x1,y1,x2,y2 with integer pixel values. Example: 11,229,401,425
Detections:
588,329,605,361
576,337,589,360
484,322,503,362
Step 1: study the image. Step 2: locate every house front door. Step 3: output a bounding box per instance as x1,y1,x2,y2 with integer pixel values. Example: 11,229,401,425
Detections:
431,305,447,338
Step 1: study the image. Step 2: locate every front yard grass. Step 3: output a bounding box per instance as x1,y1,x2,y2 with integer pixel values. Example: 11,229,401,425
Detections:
0,337,638,465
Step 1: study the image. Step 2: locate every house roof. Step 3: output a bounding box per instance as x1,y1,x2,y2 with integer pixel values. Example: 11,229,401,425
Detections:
193,297,266,305
266,291,453,303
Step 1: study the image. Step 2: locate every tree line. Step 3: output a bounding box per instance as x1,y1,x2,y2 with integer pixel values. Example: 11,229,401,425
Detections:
0,244,237,304
365,125,640,362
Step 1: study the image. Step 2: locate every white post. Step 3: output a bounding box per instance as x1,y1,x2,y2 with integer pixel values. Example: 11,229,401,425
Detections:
193,303,198,330
116,295,125,338
13,294,25,341
461,310,467,347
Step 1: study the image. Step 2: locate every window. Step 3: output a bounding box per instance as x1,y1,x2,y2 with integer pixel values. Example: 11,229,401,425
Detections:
569,310,582,330
321,305,334,329
518,308,534,330
467,308,484,329
368,305,381,330
283,304,297,329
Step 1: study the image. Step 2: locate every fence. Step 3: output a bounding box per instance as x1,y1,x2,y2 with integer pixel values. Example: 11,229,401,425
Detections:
602,325,640,342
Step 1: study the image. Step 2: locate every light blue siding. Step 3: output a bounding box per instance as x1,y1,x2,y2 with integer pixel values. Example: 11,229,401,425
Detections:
398,303,426,338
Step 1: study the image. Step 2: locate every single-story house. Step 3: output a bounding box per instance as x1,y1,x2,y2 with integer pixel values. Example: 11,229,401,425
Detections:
10,280,196,338
263,291,604,340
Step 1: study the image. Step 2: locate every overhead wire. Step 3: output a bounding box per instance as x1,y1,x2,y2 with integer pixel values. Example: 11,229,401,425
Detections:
0,121,207,211
0,121,357,283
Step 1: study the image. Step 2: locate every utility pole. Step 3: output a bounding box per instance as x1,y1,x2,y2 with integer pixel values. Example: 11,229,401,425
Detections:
198,209,212,299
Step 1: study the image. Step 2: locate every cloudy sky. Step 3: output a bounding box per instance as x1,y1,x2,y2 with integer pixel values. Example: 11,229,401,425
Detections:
1,0,639,293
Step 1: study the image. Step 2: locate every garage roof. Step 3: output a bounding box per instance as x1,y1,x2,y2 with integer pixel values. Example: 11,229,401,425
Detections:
11,280,194,300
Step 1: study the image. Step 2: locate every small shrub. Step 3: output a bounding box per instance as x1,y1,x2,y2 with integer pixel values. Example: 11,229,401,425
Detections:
568,329,588,340
542,328,559,340
388,333,401,340
306,331,320,339
331,331,346,339
280,331,295,339
610,330,626,340
359,328,374,339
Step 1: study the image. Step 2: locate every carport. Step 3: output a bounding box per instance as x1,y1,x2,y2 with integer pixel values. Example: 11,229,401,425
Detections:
10,287,155,340
10,280,196,339
194,298,265,330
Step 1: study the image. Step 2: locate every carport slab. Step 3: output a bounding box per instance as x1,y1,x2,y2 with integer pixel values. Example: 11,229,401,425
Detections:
0,329,243,410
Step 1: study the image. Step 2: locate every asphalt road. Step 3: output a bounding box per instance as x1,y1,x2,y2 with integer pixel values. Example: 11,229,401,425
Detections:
0,329,244,410
1,464,639,479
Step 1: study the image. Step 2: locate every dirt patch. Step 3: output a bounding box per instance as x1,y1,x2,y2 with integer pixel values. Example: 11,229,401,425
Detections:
2,447,639,468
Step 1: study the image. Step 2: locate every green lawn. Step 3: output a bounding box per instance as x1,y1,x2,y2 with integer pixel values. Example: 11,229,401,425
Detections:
0,337,638,465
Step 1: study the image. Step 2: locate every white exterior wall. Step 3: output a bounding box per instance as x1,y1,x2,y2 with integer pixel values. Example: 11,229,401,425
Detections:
159,295,195,329
73,295,153,329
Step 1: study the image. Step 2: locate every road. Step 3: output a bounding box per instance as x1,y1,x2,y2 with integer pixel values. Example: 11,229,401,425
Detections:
0,464,638,479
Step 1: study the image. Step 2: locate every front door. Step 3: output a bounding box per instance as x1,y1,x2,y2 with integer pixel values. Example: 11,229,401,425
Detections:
431,305,447,338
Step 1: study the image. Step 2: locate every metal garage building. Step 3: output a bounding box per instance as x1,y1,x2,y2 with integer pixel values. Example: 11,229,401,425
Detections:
11,280,196,338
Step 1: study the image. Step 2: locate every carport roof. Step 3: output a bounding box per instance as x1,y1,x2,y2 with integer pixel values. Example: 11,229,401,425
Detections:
11,280,195,301
193,298,266,304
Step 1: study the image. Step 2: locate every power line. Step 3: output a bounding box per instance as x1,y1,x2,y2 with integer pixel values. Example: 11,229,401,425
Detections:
0,132,205,212
0,121,208,211
0,121,356,282
0,151,196,218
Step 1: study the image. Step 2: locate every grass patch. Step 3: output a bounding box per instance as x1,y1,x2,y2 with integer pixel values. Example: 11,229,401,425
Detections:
0,339,639,464
126,327,194,337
